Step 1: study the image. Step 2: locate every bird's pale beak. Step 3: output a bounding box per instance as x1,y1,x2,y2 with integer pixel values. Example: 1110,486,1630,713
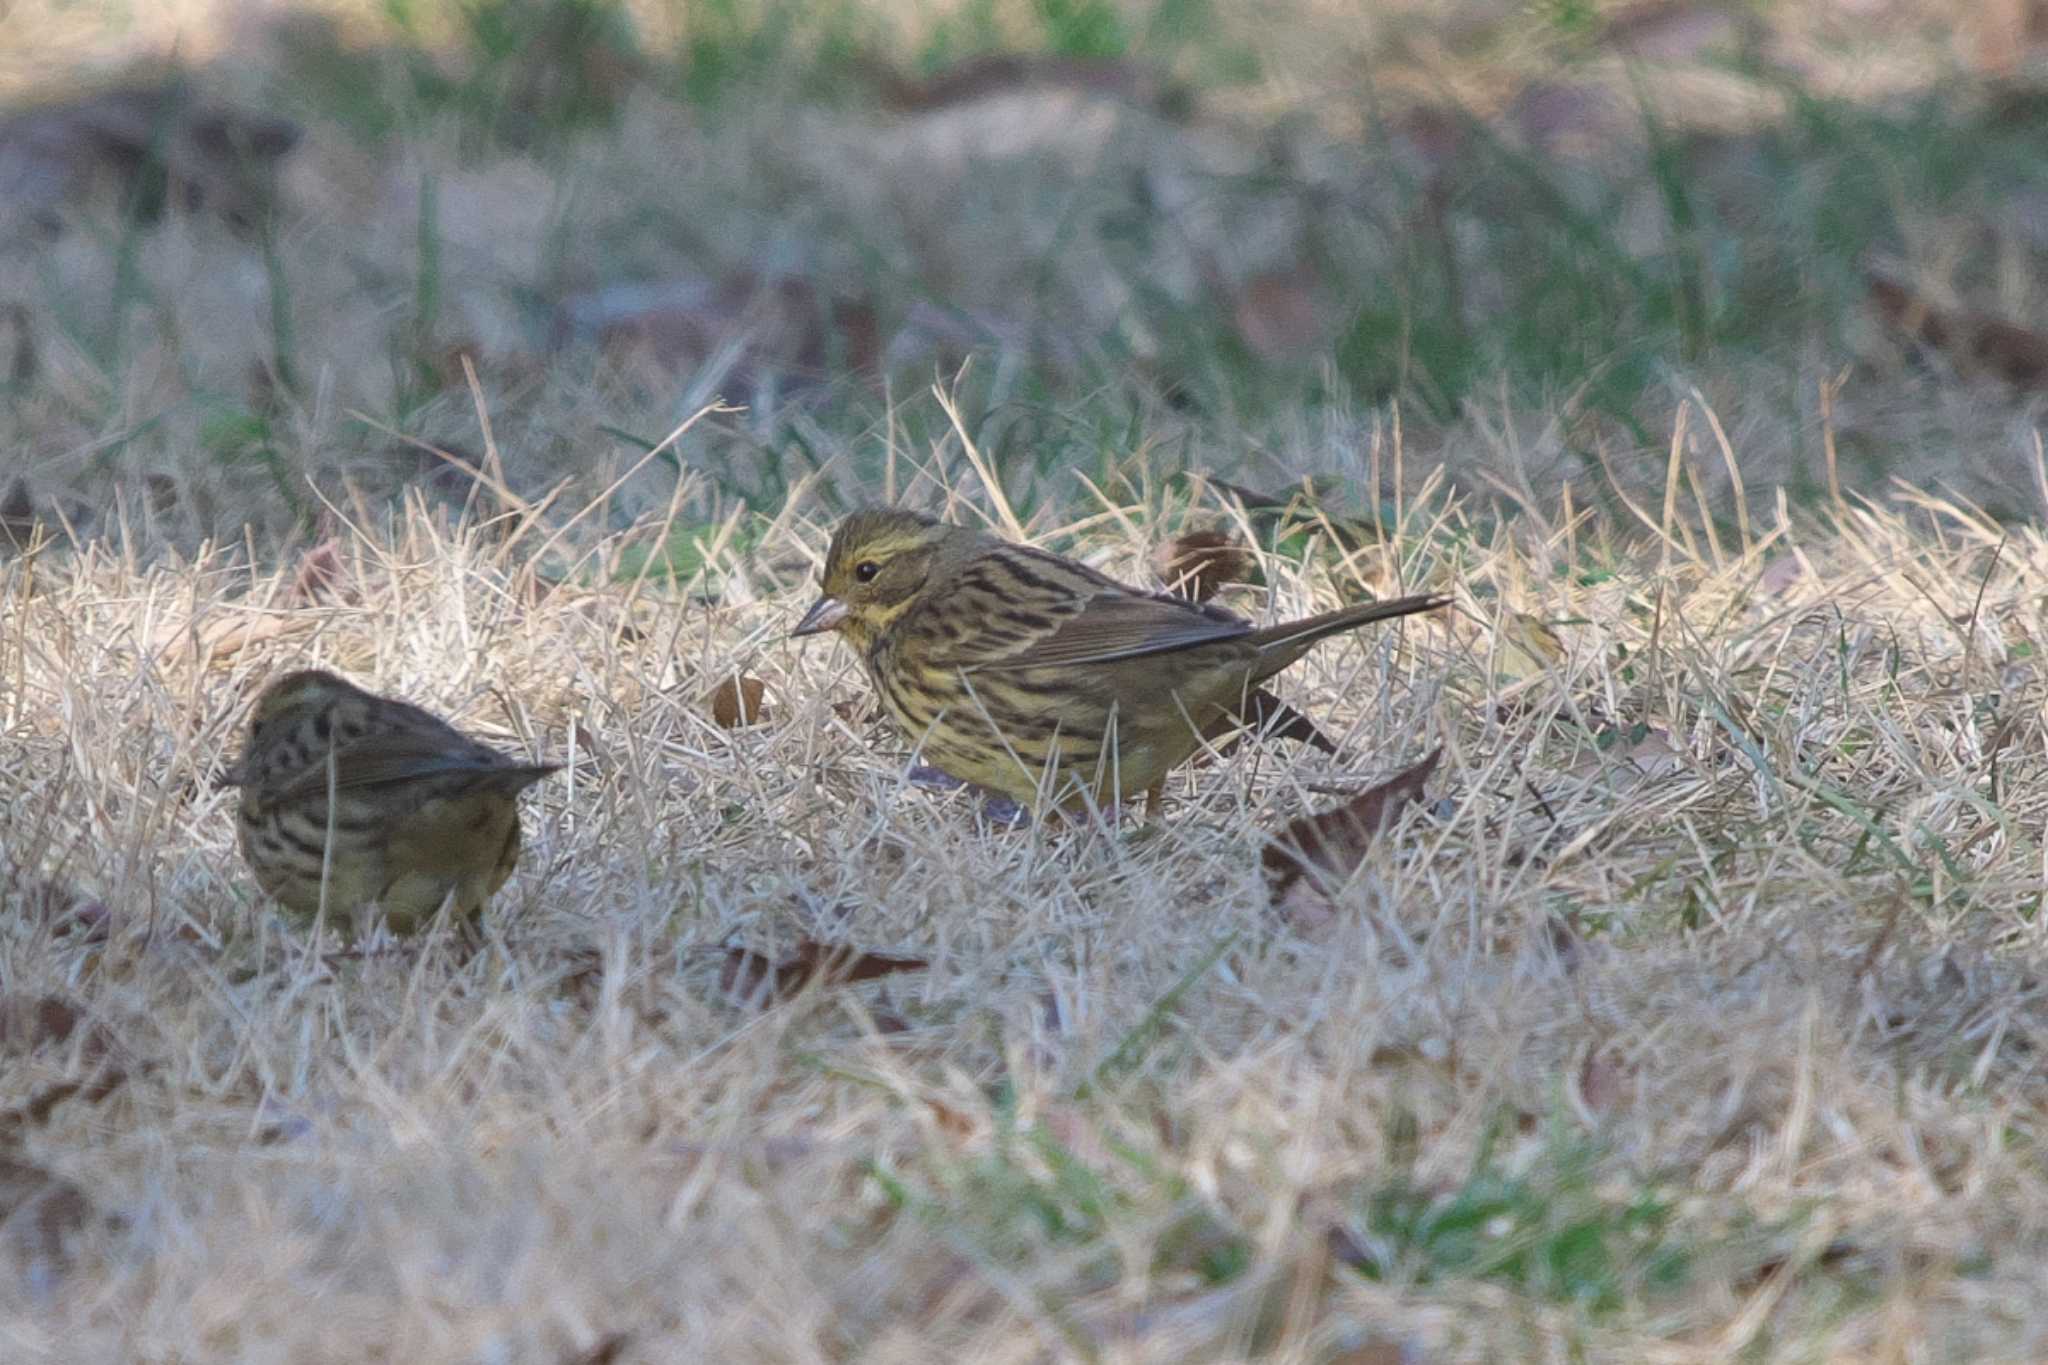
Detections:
792,595,850,637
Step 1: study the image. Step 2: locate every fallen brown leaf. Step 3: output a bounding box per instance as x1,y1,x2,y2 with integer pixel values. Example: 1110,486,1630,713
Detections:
288,538,349,605
555,273,880,393
0,994,130,1137
0,997,83,1054
0,478,40,553
1574,1044,1635,1120
720,939,930,1007
1232,262,1329,364
859,52,1190,119
1152,529,1253,602
1867,271,2048,389
704,675,768,729
0,83,299,237
923,1097,977,1139
0,1155,91,1278
1265,747,1443,899
562,1331,632,1365
144,473,180,521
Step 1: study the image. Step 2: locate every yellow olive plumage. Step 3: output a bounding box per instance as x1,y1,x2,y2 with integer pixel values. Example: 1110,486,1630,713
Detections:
222,669,558,937
794,509,1447,809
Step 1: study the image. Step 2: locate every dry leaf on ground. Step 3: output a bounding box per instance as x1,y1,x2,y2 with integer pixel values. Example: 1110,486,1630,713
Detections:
554,274,880,391
561,1332,633,1365
0,1154,92,1278
1232,261,1331,364
859,52,1188,118
0,478,42,553
287,538,350,605
0,84,299,237
0,994,131,1137
720,940,930,1007
1574,1043,1637,1120
1152,529,1253,602
703,676,769,729
0,996,98,1055
1265,747,1443,901
1867,271,2048,389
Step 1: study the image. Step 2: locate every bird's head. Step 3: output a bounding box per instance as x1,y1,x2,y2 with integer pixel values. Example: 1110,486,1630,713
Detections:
248,669,359,728
792,508,968,650
220,668,363,787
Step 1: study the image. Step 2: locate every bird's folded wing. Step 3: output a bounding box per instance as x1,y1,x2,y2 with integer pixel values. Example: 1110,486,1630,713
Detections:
966,589,1253,671
271,733,527,802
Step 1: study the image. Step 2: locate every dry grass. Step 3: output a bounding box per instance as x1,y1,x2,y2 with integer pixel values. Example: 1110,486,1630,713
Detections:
5,451,2048,1360
7,0,2048,1358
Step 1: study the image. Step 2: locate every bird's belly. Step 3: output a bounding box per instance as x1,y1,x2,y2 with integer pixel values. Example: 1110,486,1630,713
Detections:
879,659,1225,803
238,797,388,919
390,788,518,874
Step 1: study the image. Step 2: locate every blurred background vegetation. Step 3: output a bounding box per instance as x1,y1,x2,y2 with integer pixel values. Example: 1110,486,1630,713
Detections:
0,0,2043,570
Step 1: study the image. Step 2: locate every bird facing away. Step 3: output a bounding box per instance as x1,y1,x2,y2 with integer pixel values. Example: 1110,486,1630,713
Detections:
792,508,1449,810
221,669,559,938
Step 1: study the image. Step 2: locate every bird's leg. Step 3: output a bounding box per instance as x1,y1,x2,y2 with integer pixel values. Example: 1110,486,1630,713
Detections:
978,792,1031,829
1243,687,1339,755
1142,781,1166,821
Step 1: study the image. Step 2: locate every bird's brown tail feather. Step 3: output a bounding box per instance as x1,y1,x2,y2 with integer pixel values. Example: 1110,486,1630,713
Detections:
1247,592,1450,671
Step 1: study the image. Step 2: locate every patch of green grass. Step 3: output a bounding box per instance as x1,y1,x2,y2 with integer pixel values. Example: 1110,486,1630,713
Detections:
199,400,309,527
866,1110,1255,1294
676,0,870,111
607,515,769,585
1350,1130,1692,1315
277,0,648,148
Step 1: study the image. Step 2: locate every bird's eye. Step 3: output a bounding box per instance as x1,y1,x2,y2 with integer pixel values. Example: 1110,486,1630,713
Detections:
854,561,880,583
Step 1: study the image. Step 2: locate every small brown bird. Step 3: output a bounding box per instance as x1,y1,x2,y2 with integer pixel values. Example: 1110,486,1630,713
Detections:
793,508,1448,811
221,669,559,938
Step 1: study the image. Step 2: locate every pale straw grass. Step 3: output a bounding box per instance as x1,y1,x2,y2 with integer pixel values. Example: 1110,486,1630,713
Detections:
5,429,2048,1359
